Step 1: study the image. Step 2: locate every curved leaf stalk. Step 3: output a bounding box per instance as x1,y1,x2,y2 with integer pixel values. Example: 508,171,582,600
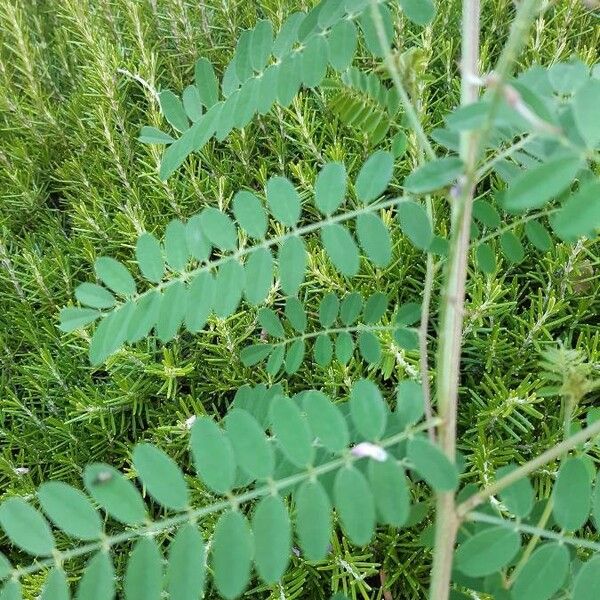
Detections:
7,419,438,582
267,324,399,347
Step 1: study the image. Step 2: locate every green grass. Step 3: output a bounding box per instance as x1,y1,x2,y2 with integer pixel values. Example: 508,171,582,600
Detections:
1,0,599,598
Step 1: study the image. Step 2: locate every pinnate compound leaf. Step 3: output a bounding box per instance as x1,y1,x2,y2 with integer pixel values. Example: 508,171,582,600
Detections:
404,157,463,194
41,569,69,600
356,213,392,266
135,233,164,283
321,224,360,276
355,150,394,203
76,552,115,600
407,437,458,491
233,190,267,239
454,526,520,577
190,417,236,494
368,458,410,526
511,543,569,600
315,162,346,215
94,257,136,297
295,480,332,561
397,200,433,250
266,176,301,227
212,511,253,599
0,498,55,556
38,482,102,541
350,379,387,440
552,456,591,531
278,236,306,295
59,307,101,332
572,554,600,600
166,524,205,600
503,155,581,212
125,538,162,600
75,283,115,309
83,464,146,525
252,495,291,583
270,396,314,467
132,443,189,511
303,390,349,453
495,464,534,518
225,409,274,479
399,0,436,26
552,181,600,241
334,467,375,546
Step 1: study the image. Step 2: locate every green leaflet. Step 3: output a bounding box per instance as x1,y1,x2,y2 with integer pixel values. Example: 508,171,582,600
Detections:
592,471,600,529
132,443,189,511
185,271,214,332
321,223,360,276
399,0,436,25
285,297,307,332
511,543,569,600
234,29,253,81
314,333,333,366
495,464,534,518
233,190,267,239
319,292,340,327
76,552,115,600
273,12,303,58
336,331,354,364
0,498,55,556
303,390,349,453
295,480,332,561
199,207,237,251
194,57,219,107
552,456,591,531
472,199,501,228
301,35,328,88
38,482,102,541
94,257,136,297
548,59,589,95
190,417,236,494
500,231,525,264
124,538,162,600
128,290,160,342
266,176,301,227
257,64,279,114
395,302,421,326
244,248,273,305
407,437,459,491
404,157,463,193
358,330,381,364
356,213,392,266
572,555,600,600
359,3,393,58
59,307,101,332
552,181,600,241
350,379,387,440
277,52,302,108
159,89,189,132
267,346,285,374
368,458,410,526
214,259,244,318
185,214,211,261
355,150,394,203
397,200,433,250
340,292,363,325
476,243,496,274
156,281,187,342
394,327,418,350
83,464,146,525
250,19,273,72
363,292,387,324
212,511,253,599
240,344,272,366
182,85,203,122
573,79,600,148
41,569,69,600
270,396,314,467
285,338,305,374
0,581,21,600
0,553,10,580
166,524,205,600
334,466,376,546
454,526,521,577
75,283,116,309
135,233,165,283
395,380,424,429
138,126,174,145
315,162,346,215
279,235,306,295
252,495,291,583
225,408,274,479
327,19,357,72
258,307,285,338
164,219,188,272
524,220,552,252
503,155,582,212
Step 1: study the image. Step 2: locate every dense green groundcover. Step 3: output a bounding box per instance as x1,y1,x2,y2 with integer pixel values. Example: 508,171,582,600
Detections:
0,0,599,598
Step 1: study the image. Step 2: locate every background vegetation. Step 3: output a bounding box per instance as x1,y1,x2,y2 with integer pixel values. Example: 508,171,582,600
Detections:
1,0,599,597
